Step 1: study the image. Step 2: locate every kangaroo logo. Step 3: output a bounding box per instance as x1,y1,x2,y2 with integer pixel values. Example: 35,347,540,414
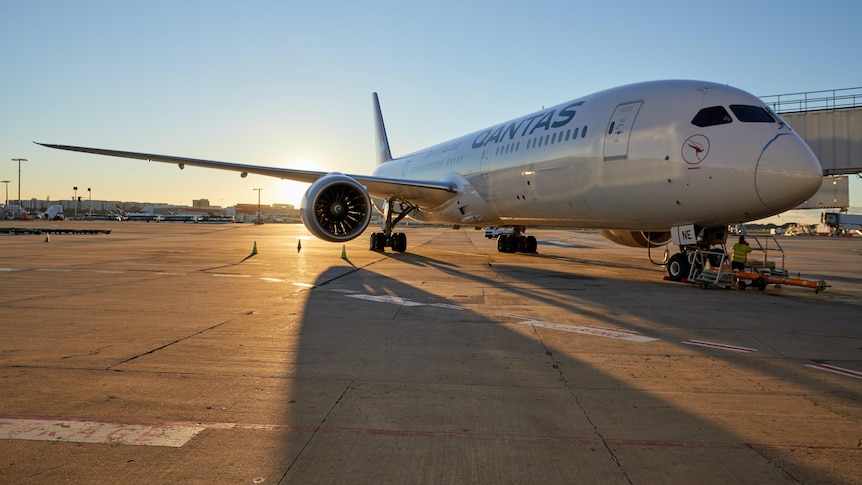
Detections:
682,134,710,164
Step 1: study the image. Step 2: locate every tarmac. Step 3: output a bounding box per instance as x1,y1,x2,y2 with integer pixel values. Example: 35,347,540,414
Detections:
1,221,860,484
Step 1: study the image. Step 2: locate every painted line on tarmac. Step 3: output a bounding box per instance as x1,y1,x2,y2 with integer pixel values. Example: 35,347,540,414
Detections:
1,267,187,277
0,416,204,447
5,414,855,452
682,340,757,353
805,362,862,380
331,289,467,310
500,313,658,342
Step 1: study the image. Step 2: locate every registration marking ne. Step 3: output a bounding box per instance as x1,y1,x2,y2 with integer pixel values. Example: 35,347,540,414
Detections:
0,417,205,447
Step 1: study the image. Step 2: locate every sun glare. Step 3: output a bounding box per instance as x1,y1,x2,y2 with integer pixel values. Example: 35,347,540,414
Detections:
273,158,323,207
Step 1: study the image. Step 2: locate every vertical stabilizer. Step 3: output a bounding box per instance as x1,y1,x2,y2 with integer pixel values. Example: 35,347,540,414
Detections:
373,92,393,165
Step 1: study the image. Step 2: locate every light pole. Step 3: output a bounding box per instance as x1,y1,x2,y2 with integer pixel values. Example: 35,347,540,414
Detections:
253,188,262,224
1,180,9,208
11,158,26,219
87,187,91,218
73,186,78,218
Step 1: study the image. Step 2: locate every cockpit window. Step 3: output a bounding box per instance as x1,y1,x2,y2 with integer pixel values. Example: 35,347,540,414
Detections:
730,105,775,123
691,106,732,127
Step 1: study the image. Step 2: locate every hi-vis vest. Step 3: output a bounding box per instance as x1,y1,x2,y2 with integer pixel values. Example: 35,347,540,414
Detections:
732,243,752,263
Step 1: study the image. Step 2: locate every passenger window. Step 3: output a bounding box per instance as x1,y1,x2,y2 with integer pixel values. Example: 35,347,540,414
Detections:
730,105,776,123
692,106,733,127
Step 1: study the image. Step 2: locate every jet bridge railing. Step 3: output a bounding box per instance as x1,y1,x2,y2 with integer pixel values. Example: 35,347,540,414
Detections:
761,86,862,113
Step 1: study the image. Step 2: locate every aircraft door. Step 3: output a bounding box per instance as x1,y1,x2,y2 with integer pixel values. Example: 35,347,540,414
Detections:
603,101,642,160
480,150,490,175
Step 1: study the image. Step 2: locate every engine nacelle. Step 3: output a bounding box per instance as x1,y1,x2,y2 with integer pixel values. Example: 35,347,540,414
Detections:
300,173,372,242
599,230,672,248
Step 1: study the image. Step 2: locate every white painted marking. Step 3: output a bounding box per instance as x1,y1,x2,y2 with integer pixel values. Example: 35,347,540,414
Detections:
293,282,316,288
0,268,20,272
336,290,465,310
347,294,426,306
545,240,578,247
260,277,285,283
805,362,862,380
501,314,658,342
36,268,71,272
682,340,757,353
211,273,251,278
0,417,204,447
429,303,468,310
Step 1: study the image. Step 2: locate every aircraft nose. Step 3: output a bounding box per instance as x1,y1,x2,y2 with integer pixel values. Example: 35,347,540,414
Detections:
755,133,823,212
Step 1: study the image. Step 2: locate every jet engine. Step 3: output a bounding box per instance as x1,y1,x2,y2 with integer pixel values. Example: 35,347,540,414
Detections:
598,230,672,248
300,173,372,242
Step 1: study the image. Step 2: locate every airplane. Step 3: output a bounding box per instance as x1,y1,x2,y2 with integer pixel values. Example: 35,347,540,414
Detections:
1,204,30,220
34,204,65,221
38,79,823,281
114,205,163,222
163,209,202,222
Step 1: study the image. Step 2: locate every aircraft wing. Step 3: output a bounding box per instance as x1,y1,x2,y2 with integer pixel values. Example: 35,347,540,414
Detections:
36,142,459,208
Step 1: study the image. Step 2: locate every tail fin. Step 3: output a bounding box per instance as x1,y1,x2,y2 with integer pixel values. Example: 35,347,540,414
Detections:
372,92,393,165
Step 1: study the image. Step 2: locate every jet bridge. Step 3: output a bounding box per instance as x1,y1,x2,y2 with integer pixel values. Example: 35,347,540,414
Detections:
761,86,862,177
761,87,862,211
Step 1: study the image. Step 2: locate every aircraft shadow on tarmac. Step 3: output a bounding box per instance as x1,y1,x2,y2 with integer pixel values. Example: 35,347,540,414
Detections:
276,257,860,483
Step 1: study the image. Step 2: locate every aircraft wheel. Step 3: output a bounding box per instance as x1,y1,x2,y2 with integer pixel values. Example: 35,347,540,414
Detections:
370,232,386,251
666,252,689,282
708,250,726,268
497,234,515,253
392,232,407,253
504,235,517,253
525,236,537,253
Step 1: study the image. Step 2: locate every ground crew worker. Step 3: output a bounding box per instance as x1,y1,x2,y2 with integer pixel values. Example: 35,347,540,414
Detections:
731,236,752,271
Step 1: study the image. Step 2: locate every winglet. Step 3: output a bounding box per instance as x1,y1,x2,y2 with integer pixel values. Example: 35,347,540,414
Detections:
372,93,393,165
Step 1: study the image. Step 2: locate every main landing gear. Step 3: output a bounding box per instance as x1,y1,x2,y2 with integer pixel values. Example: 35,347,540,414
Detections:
369,198,415,253
496,226,538,254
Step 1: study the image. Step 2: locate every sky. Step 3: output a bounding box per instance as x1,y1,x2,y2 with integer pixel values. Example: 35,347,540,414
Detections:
2,0,860,224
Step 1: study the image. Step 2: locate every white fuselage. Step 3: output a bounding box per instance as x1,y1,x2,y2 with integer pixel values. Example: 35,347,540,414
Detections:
371,80,823,231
